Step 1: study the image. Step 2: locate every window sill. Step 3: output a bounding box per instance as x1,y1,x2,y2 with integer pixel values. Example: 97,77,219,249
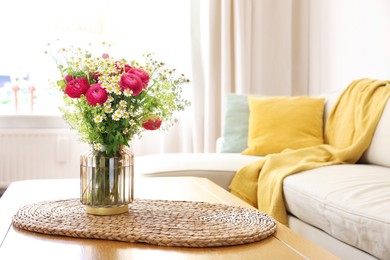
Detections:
0,115,69,129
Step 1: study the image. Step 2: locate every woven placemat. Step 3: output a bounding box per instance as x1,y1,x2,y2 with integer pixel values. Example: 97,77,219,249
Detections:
12,199,276,247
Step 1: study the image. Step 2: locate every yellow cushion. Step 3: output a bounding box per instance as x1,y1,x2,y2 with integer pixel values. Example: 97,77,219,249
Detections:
242,96,325,156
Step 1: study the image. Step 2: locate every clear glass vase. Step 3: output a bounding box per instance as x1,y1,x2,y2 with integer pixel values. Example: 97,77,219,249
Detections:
80,145,134,215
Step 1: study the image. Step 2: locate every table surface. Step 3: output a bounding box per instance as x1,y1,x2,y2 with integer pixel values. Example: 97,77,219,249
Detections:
0,177,338,260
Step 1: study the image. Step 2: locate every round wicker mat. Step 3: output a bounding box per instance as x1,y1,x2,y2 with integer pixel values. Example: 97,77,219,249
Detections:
12,199,276,247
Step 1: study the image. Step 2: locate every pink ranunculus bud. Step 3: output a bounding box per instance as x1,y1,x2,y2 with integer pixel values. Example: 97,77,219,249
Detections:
102,53,109,59
85,83,108,106
119,73,143,96
142,116,162,130
90,72,101,82
115,62,132,74
64,74,75,83
64,78,90,98
128,68,150,88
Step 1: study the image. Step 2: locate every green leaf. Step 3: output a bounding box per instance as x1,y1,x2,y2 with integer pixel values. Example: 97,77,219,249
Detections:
57,80,66,88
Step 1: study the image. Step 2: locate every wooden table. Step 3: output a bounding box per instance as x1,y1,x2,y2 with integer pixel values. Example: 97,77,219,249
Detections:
0,177,338,259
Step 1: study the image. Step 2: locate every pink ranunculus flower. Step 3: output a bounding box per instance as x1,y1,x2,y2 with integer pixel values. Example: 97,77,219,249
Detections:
102,53,109,59
119,73,143,96
85,83,108,106
128,68,150,88
64,78,90,98
142,116,162,130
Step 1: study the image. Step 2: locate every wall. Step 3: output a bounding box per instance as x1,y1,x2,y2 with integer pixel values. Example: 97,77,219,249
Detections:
309,0,390,95
0,116,88,188
249,0,390,96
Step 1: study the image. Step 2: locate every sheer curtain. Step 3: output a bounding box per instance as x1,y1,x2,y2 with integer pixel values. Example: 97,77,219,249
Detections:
189,0,253,153
188,0,310,153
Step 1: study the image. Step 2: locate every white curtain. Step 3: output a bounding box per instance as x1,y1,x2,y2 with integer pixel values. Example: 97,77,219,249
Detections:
187,0,310,153
189,0,252,153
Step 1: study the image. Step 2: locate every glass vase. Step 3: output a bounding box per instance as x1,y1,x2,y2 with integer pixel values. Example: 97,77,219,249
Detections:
80,145,134,215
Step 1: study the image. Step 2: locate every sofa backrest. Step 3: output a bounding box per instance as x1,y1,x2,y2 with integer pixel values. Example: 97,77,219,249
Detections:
324,91,390,168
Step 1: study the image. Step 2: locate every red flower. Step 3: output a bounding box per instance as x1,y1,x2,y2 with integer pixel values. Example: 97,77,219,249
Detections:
119,73,143,96
90,72,101,82
142,116,162,130
115,62,132,74
128,68,149,88
64,74,75,83
64,78,90,98
85,83,108,106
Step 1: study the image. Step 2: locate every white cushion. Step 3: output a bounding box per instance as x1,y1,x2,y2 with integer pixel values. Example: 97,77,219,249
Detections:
134,153,261,190
283,164,390,259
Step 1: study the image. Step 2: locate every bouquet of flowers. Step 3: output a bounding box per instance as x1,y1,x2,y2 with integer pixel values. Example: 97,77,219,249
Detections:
48,43,190,156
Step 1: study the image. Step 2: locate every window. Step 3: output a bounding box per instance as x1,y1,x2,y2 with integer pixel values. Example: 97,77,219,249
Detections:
0,0,191,115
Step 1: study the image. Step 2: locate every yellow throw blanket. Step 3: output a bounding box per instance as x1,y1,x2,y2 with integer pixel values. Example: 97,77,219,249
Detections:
229,78,390,225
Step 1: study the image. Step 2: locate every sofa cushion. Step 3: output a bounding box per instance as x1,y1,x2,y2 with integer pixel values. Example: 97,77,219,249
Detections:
242,96,325,156
283,164,390,259
134,153,261,190
220,93,250,153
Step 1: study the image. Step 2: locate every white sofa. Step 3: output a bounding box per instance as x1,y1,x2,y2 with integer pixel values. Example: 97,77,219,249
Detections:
135,91,390,260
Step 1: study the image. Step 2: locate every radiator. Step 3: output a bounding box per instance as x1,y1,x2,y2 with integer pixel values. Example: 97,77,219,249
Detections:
0,129,89,188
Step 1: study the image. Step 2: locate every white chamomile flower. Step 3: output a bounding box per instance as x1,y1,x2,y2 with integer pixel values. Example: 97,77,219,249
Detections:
119,100,127,108
104,100,111,107
105,107,114,113
123,89,132,97
122,111,129,118
94,115,104,123
116,104,126,112
114,87,121,95
112,113,121,121
114,110,123,118
93,143,105,151
105,84,114,93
